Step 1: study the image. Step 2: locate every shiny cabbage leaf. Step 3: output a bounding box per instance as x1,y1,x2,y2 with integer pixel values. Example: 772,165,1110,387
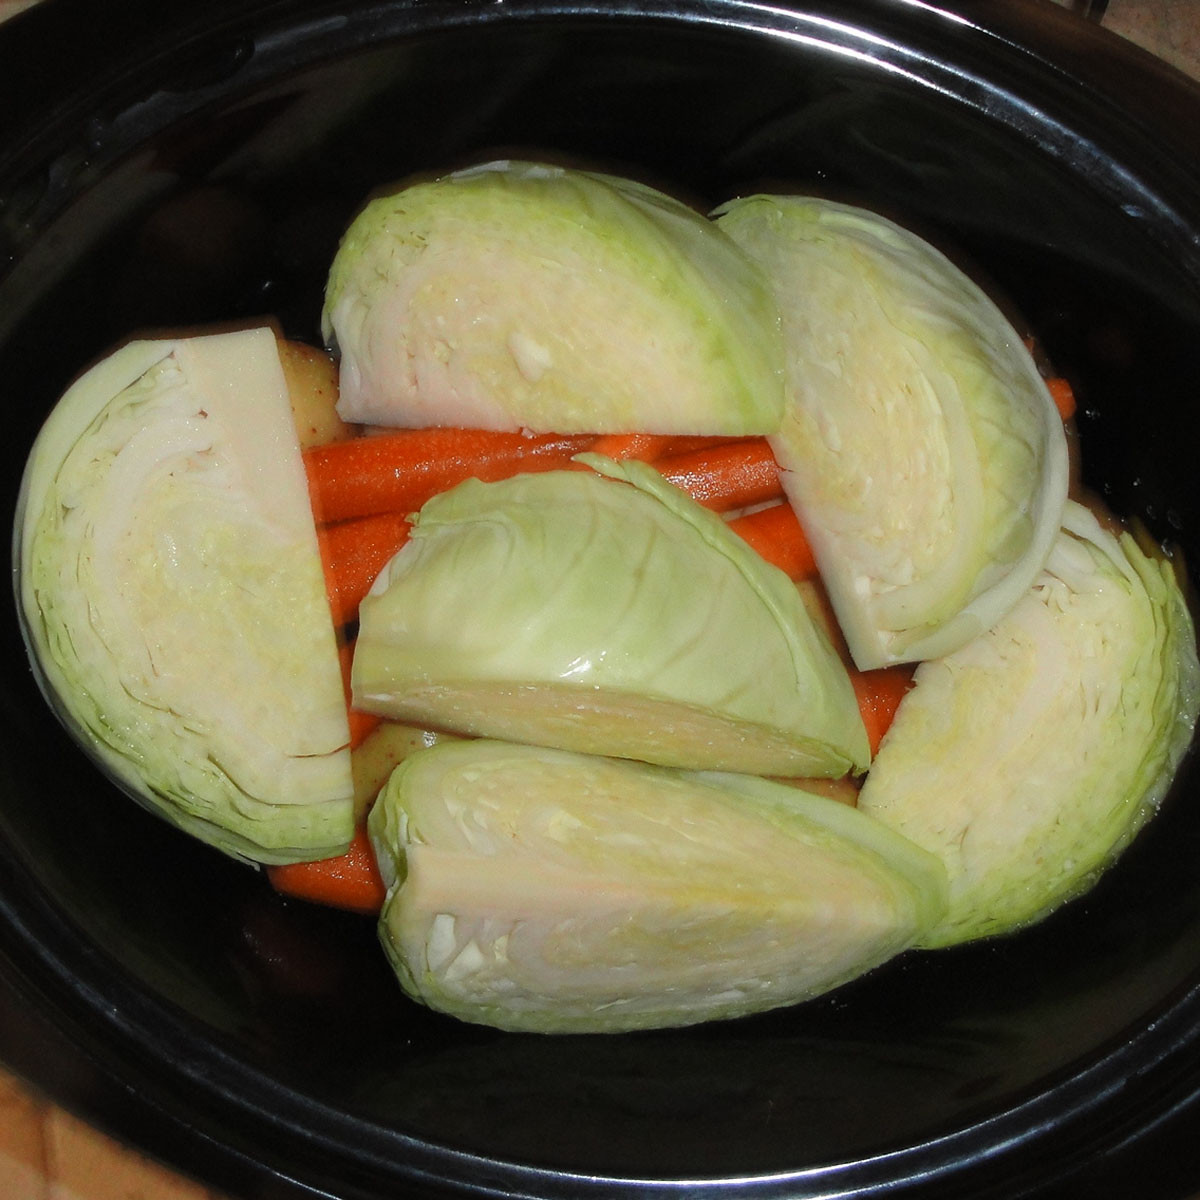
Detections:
369,739,948,1033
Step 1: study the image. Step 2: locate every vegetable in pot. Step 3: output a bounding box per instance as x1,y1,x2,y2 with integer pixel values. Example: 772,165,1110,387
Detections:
16,329,355,865
368,739,948,1033
715,195,1070,670
351,455,870,778
322,160,785,435
303,426,596,524
857,501,1200,947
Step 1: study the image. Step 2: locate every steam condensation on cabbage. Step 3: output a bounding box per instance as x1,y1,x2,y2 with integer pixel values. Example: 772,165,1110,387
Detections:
858,501,1200,946
16,330,355,865
714,195,1069,670
352,456,869,777
322,160,785,435
368,739,948,1033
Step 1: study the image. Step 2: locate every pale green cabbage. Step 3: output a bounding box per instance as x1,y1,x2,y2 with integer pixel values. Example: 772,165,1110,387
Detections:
715,195,1069,669
322,159,785,434
352,456,869,777
16,329,355,865
858,501,1200,946
369,739,948,1033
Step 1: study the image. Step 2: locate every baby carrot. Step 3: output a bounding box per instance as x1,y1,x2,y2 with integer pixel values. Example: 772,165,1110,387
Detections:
654,438,783,511
319,511,411,629
266,824,386,915
305,428,596,523
727,502,817,580
851,665,917,758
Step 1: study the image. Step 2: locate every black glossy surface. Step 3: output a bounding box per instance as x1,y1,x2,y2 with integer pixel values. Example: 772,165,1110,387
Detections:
1,2,1200,1197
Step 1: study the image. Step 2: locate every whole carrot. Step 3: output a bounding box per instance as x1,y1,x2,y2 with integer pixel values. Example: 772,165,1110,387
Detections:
305,428,596,523
727,502,817,580
655,438,783,511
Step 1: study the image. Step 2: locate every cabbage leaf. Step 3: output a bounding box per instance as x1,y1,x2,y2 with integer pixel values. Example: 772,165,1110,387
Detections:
16,329,355,864
352,456,869,777
323,160,785,435
715,195,1069,669
857,501,1200,946
369,739,947,1033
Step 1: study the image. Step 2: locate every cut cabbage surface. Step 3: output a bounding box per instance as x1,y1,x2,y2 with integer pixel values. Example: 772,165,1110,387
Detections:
715,195,1069,669
352,456,869,777
322,160,785,434
858,501,1200,947
369,739,948,1033
16,329,355,865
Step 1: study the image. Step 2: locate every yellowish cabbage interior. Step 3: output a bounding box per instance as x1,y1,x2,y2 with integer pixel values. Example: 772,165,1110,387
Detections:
323,160,784,434
369,740,947,1033
18,330,354,864
715,195,1069,669
858,501,1200,946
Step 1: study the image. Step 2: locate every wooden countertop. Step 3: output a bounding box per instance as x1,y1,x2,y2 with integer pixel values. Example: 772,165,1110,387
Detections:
1,1,1198,1197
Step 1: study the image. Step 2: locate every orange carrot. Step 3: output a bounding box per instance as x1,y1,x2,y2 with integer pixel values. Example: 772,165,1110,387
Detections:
319,511,411,629
1046,376,1077,422
338,640,381,750
852,665,916,758
660,436,743,457
727,502,817,580
654,438,783,511
586,432,682,461
305,428,597,523
583,433,736,463
266,824,386,915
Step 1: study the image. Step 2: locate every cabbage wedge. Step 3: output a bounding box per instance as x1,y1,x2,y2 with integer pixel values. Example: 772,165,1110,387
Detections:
322,159,784,434
16,329,355,865
715,195,1069,669
369,739,948,1033
352,456,869,777
858,501,1200,946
